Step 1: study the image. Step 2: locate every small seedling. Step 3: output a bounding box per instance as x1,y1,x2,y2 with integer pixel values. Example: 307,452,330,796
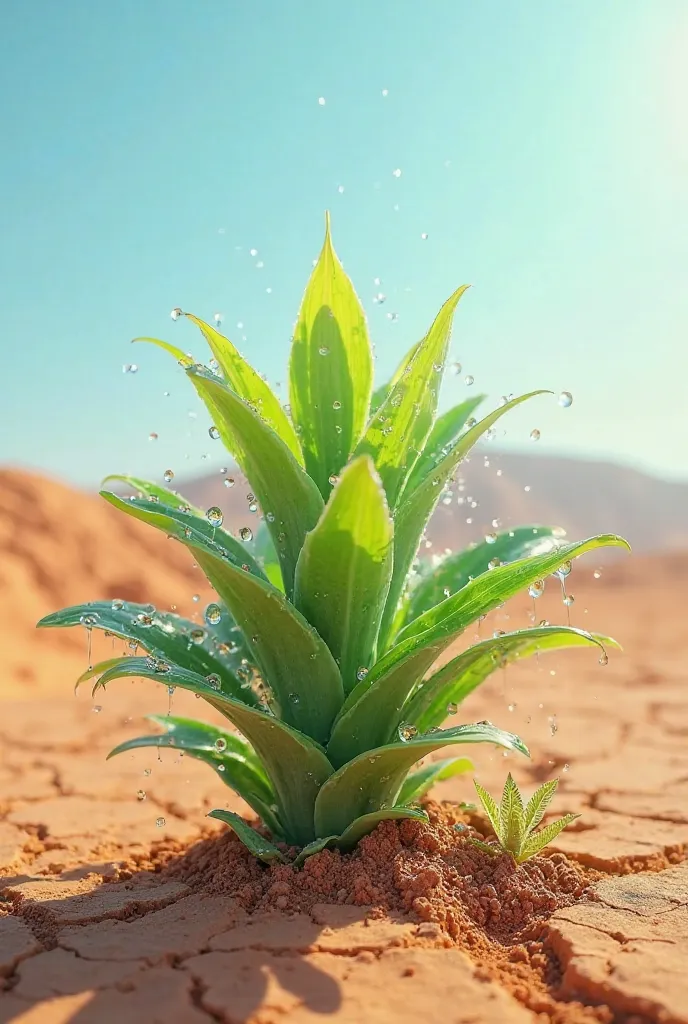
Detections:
37,215,626,865
468,774,578,863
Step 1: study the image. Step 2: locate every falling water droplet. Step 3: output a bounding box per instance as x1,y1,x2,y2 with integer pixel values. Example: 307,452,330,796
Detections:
392,168,402,178
170,308,182,320
563,594,575,607
156,817,166,827
548,715,558,736
123,363,138,374
148,432,158,442
137,789,146,801
111,598,124,611
559,391,573,408
530,429,541,442
528,580,545,599
223,477,235,488
485,532,497,544
190,628,206,645
598,651,609,666
464,375,474,386
318,96,326,105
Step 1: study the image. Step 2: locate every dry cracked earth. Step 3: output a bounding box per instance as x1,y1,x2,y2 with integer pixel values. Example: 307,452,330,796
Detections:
1,473,687,1023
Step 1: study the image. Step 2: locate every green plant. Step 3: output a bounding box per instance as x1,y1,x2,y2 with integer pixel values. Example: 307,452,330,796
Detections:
468,774,578,862
37,215,628,864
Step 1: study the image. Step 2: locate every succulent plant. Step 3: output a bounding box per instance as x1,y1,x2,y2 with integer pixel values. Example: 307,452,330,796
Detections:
38,215,628,864
469,774,579,863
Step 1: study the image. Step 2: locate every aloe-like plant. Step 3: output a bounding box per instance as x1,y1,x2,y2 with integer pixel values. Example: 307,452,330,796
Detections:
38,215,628,864
469,774,579,863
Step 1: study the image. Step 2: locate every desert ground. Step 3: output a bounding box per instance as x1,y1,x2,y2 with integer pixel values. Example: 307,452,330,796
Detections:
1,467,688,1024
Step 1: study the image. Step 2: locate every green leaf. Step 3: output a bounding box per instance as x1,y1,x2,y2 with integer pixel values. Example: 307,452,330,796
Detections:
101,474,202,513
397,534,631,646
473,780,503,841
99,493,343,743
89,657,334,846
401,525,566,632
467,838,501,857
335,807,428,851
293,456,393,692
379,392,549,650
405,627,616,735
37,601,261,707
315,723,528,838
396,757,473,806
289,213,373,497
354,285,470,510
292,836,340,867
523,779,559,836
208,810,286,864
251,522,284,593
403,396,485,495
185,363,324,597
132,335,194,365
108,715,282,836
499,774,525,855
181,313,302,461
517,814,580,862
369,342,421,417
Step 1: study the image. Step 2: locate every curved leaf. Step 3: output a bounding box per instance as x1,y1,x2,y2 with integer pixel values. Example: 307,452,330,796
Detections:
396,757,474,807
294,456,393,692
336,807,428,851
405,627,616,735
518,814,579,861
379,391,549,650
289,213,373,497
37,601,260,707
369,341,421,418
208,810,286,864
523,779,559,836
401,525,565,630
251,522,284,593
108,715,281,836
100,492,343,743
403,396,485,495
182,313,302,461
315,723,528,838
90,657,334,846
354,285,470,510
185,363,324,597
132,336,194,365
101,474,202,514
500,774,525,855
473,780,503,840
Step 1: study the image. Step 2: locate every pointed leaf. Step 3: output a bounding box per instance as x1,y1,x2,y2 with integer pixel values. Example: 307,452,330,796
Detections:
37,600,260,707
101,474,202,513
208,810,286,864
179,313,301,460
499,774,525,855
315,723,528,838
473,780,504,841
380,392,549,649
185,363,324,596
133,336,194,365
251,522,284,593
335,807,428,851
355,285,470,509
397,757,473,807
401,525,566,631
405,627,616,735
89,657,334,846
108,715,281,836
523,779,559,836
403,396,485,494
518,814,580,862
289,214,373,496
292,836,340,866
99,493,343,742
294,456,393,692
369,341,421,417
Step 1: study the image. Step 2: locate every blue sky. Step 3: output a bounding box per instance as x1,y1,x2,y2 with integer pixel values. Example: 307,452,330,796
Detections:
1,0,687,486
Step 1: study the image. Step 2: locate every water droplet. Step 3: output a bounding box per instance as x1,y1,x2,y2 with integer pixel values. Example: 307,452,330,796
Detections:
148,432,158,442
508,702,517,712
443,587,451,598
192,594,200,603
464,375,474,386
137,613,153,627
206,506,223,527
239,526,253,542
538,618,550,627
356,666,369,681
449,361,462,375
111,599,124,611
562,763,570,772
488,557,500,569
332,400,342,410
328,474,339,485
465,416,477,428
209,426,220,440
214,737,228,753
548,715,558,736
446,702,458,715
190,628,206,645
318,96,326,105
136,789,146,801
398,722,417,742
170,308,182,320
493,629,506,638
559,391,573,408
223,477,235,488
382,88,389,97
598,651,609,666
92,705,103,714
593,569,602,579
528,580,545,599
530,429,541,442
563,594,575,607
161,469,175,485
205,603,222,626
477,719,493,727
557,560,572,578
318,346,330,355
156,817,166,827
288,692,300,705
392,168,402,177
206,673,221,690
485,532,497,544
123,363,138,374
374,292,386,304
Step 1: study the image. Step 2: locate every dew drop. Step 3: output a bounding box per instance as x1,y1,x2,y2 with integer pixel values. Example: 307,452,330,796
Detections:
398,722,417,742
598,651,609,666
156,817,166,827
214,737,228,753
332,400,342,410
206,506,224,527
557,561,572,579
530,429,541,442
328,474,339,485
137,613,153,627
485,532,497,544
446,702,458,715
190,628,206,645
464,375,474,386
205,603,222,626
111,598,124,611
318,346,330,356
239,527,253,542
559,391,573,408
288,692,300,705
209,426,220,440
356,666,369,681
206,673,222,690
170,308,182,320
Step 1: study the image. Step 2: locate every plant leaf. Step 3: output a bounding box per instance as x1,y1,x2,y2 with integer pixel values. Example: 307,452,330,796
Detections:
99,492,343,743
517,814,580,862
403,396,485,495
397,757,473,806
133,336,194,365
289,213,373,497
251,522,284,593
335,807,428,851
473,780,504,841
523,779,559,836
208,810,286,864
101,474,202,513
182,313,302,461
354,285,470,510
37,601,260,707
315,723,528,838
89,657,334,846
400,525,566,632
293,456,393,692
185,363,324,597
108,715,281,836
379,392,549,650
369,342,421,417
499,774,525,855
467,838,501,857
292,836,340,867
405,627,616,735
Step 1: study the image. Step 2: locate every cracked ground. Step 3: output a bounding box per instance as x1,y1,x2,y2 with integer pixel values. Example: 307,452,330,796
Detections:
1,470,688,1023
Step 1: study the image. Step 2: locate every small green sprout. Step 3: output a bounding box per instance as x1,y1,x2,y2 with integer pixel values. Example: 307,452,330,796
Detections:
468,774,579,863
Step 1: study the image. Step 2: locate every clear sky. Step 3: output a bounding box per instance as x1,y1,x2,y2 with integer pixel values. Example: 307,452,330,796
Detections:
1,1,687,487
